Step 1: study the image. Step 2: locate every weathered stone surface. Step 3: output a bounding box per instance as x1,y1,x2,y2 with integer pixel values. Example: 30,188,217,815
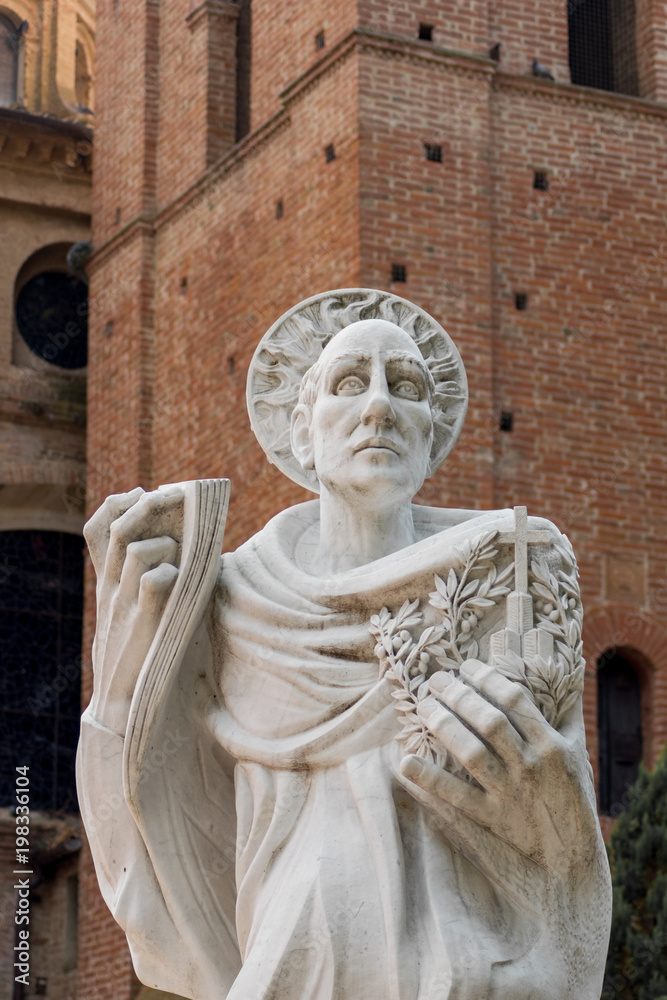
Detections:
78,290,611,1000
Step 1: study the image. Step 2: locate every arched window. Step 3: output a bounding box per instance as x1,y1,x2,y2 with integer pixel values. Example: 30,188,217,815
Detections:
75,40,92,110
0,12,18,105
568,0,639,95
598,650,643,815
0,530,84,812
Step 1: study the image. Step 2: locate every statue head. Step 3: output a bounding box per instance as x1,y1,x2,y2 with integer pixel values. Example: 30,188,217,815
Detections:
246,289,468,494
290,320,435,505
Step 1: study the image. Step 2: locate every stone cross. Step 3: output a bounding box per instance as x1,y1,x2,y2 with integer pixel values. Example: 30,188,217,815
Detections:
492,506,553,661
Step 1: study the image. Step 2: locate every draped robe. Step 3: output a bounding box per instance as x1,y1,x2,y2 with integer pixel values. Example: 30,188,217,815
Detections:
77,501,601,1000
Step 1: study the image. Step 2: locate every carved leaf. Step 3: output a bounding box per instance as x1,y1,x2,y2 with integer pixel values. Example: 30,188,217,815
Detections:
405,734,424,753
446,568,458,598
532,582,556,602
460,579,480,599
495,650,526,679
496,562,514,585
466,597,496,610
465,640,479,660
434,656,461,672
537,619,562,636
556,690,580,719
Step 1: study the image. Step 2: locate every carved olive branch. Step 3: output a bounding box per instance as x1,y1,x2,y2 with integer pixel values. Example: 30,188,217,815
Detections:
369,529,514,764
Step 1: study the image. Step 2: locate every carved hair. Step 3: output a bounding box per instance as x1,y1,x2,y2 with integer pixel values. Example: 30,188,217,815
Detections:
246,289,468,493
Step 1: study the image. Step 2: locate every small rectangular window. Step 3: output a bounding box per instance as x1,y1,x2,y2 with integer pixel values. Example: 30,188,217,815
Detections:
533,171,549,191
324,144,336,163
391,264,407,283
514,292,528,311
424,143,443,163
418,23,433,41
315,30,325,50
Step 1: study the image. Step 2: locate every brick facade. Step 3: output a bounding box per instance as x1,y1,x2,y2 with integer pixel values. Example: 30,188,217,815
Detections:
81,1,667,996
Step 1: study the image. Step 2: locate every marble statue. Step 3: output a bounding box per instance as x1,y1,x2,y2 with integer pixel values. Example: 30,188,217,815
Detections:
77,289,612,1000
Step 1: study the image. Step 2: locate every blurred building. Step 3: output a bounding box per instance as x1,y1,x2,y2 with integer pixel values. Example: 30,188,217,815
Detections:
0,2,93,999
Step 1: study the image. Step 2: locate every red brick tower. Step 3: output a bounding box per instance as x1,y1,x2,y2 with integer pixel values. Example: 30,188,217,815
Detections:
82,1,667,995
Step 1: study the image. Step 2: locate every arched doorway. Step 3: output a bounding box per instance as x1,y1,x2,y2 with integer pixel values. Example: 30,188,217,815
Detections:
597,649,643,815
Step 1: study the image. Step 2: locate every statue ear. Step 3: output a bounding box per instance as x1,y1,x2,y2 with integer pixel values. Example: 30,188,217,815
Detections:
291,404,315,471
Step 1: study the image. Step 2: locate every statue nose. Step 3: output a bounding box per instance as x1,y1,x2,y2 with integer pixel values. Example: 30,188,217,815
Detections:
361,384,396,426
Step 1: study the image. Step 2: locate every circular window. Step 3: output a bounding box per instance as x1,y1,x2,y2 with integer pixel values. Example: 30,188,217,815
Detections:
16,272,88,369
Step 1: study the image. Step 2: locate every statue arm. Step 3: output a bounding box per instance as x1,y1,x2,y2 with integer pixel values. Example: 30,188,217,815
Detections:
397,521,612,999
77,485,240,1000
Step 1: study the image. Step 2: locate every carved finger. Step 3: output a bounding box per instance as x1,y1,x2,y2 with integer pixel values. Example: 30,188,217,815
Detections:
398,754,486,821
119,536,179,606
416,698,503,790
429,672,524,767
84,487,144,576
137,562,179,619
104,488,184,586
459,659,555,749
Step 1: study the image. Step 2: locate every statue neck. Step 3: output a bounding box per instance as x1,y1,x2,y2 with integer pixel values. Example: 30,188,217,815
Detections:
316,489,417,574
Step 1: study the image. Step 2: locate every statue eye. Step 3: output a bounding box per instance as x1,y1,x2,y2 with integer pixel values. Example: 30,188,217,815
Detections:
335,375,366,395
393,380,420,400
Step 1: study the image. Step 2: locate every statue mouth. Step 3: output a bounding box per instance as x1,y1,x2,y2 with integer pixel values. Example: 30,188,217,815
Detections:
354,437,401,455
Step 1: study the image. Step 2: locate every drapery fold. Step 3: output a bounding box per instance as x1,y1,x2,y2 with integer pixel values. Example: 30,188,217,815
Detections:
79,501,565,1000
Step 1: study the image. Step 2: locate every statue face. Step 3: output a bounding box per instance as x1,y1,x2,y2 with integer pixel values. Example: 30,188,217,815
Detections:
301,320,434,505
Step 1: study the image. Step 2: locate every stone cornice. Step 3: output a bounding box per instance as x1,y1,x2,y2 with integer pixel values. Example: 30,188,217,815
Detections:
0,107,92,170
493,71,667,121
0,107,92,142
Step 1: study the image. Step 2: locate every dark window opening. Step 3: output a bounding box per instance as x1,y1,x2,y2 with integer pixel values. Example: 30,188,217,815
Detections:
0,14,19,105
391,264,407,283
598,651,643,814
235,0,252,141
533,171,549,190
315,30,325,50
16,272,88,369
568,0,638,95
424,143,443,163
499,411,514,432
489,42,501,62
418,23,433,41
514,292,528,311
275,199,284,219
324,143,336,163
0,531,84,812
